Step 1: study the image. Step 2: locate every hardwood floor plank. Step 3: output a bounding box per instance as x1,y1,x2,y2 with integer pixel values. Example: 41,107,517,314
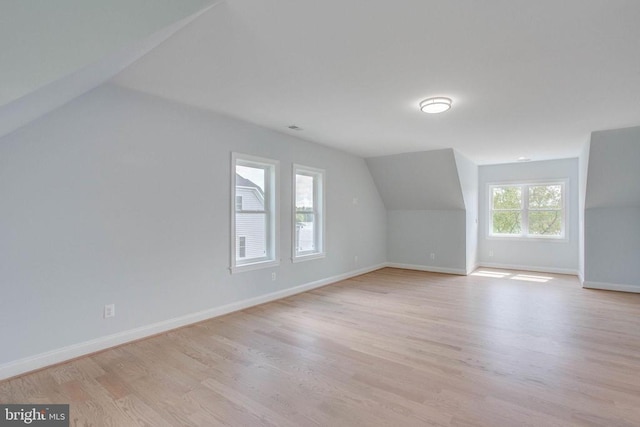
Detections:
2,268,640,426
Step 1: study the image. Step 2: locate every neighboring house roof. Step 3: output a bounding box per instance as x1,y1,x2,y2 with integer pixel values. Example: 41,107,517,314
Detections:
236,174,264,196
236,174,265,209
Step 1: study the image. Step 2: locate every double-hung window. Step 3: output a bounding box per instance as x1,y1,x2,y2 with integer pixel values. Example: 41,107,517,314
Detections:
231,153,279,272
489,181,566,239
293,165,325,261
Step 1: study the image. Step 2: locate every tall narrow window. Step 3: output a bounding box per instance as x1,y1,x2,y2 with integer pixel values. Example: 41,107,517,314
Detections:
231,153,279,272
293,165,325,261
489,181,565,239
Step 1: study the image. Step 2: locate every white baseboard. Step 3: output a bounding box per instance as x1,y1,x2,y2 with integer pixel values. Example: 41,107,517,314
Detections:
467,263,480,276
583,280,640,294
477,262,579,276
386,262,467,276
0,263,386,381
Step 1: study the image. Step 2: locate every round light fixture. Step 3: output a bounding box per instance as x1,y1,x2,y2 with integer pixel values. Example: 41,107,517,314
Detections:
419,97,452,114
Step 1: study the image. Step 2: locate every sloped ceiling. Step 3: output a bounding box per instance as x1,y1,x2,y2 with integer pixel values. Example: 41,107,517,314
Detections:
0,0,218,138
586,126,640,209
112,0,640,164
366,149,465,210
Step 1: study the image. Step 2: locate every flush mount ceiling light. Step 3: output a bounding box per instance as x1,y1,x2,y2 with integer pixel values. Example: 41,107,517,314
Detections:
419,97,452,114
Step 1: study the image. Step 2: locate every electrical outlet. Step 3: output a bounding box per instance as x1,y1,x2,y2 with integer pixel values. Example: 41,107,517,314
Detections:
104,304,115,319
354,255,359,264
489,249,494,257
430,252,436,260
272,272,277,281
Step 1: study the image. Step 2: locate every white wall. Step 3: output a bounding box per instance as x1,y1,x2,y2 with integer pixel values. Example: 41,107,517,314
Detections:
386,210,466,273
366,149,468,274
478,158,579,274
578,140,590,282
0,84,387,374
584,207,640,289
454,151,479,274
585,127,640,209
584,126,640,291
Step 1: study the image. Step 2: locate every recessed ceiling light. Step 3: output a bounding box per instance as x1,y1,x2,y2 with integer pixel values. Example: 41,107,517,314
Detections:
419,97,452,114
517,156,531,162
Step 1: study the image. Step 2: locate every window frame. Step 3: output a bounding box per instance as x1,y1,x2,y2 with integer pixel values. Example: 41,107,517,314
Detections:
488,180,567,240
292,164,326,262
230,152,280,273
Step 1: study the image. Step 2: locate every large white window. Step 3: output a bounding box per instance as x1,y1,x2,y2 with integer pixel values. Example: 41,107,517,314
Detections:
231,153,279,272
293,165,325,261
489,181,566,239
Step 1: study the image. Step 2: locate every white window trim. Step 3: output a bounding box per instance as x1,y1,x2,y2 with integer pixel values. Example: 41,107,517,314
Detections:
230,152,280,273
487,179,568,241
292,164,326,262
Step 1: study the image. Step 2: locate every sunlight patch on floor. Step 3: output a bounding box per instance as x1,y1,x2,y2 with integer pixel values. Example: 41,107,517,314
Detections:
470,270,512,278
470,270,554,283
510,274,553,283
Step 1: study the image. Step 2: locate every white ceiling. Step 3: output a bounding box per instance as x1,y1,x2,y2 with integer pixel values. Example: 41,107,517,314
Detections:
5,1,640,165
113,0,640,164
0,0,216,108
0,0,222,141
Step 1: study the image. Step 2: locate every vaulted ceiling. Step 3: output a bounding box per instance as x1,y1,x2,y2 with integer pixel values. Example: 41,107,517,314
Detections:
4,1,640,164
0,0,218,138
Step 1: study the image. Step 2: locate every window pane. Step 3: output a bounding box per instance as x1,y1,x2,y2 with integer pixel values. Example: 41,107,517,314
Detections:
529,185,562,209
296,174,314,210
236,165,265,192
295,173,315,254
236,212,266,260
492,211,522,234
235,161,270,264
295,213,315,253
492,186,521,209
529,210,562,236
293,167,324,259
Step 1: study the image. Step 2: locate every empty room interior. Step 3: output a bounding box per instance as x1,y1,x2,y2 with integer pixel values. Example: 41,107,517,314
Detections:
2,1,640,426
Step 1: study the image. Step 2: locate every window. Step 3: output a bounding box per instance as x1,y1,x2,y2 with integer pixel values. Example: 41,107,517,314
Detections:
293,165,325,261
489,182,565,239
231,153,279,272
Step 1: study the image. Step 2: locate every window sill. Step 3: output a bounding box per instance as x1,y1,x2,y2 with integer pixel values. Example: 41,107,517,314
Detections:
231,259,280,274
292,252,326,263
487,235,569,243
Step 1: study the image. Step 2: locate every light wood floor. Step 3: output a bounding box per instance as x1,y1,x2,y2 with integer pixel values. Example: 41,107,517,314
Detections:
2,268,640,426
